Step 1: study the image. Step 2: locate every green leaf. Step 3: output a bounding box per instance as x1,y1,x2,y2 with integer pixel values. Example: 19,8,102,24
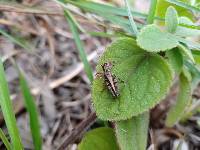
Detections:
92,38,173,121
192,50,200,64
166,72,191,127
179,16,194,25
19,71,42,150
147,0,158,24
166,0,200,13
175,26,200,37
115,112,149,150
124,0,138,35
175,17,200,37
0,29,32,52
165,6,178,33
166,48,183,74
178,44,195,63
184,61,200,87
178,37,200,50
78,127,119,150
0,58,23,150
64,10,93,82
156,0,194,22
0,128,12,150
136,24,179,52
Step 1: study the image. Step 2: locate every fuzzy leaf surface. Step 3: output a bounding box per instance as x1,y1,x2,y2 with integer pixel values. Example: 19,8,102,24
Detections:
78,127,119,150
137,25,179,52
115,112,149,150
165,6,178,33
92,38,172,121
166,48,183,74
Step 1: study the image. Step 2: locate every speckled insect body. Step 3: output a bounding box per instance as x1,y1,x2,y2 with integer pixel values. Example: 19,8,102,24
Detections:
101,62,120,98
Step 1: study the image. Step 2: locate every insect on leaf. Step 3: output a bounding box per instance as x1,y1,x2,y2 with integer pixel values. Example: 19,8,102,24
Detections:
92,38,173,121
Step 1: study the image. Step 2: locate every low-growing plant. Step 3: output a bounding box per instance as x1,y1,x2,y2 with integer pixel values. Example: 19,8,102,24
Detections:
57,0,200,149
0,0,200,149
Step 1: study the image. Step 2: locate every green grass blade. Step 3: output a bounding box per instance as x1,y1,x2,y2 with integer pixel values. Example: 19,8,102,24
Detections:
0,58,23,150
61,0,148,19
0,29,32,52
64,10,93,82
0,128,12,150
58,0,164,23
18,70,42,150
166,0,200,13
99,13,135,34
54,0,136,34
87,31,119,38
179,23,200,30
124,0,138,35
147,0,158,24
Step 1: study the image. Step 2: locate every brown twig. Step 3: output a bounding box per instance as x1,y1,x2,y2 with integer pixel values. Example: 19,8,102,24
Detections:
57,112,97,150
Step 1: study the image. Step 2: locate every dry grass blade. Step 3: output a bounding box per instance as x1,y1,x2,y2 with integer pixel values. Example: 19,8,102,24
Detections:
0,1,63,16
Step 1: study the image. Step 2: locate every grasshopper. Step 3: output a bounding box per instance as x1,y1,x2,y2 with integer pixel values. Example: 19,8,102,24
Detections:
101,62,120,98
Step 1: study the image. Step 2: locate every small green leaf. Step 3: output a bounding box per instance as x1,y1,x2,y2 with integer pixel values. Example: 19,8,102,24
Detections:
178,44,195,63
156,0,194,22
165,6,178,33
78,127,119,150
92,38,172,121
166,48,183,74
115,112,149,150
166,72,191,127
137,24,179,52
